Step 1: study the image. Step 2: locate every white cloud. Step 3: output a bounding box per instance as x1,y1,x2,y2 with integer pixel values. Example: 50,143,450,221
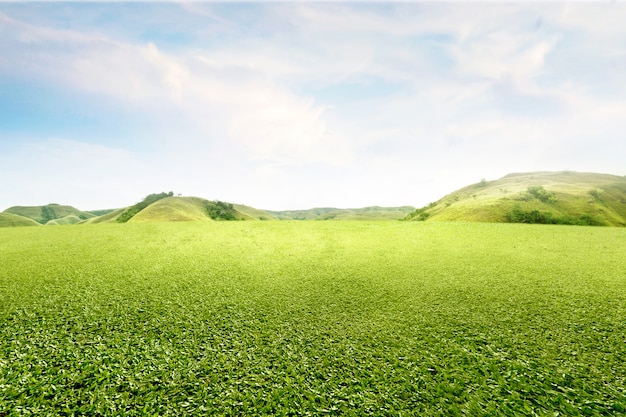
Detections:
1,3,626,210
1,9,353,169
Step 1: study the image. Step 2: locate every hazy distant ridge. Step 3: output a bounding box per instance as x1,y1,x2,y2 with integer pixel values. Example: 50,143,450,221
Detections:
268,206,416,221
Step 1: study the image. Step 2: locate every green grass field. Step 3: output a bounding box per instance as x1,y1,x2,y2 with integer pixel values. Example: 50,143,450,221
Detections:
1,221,625,415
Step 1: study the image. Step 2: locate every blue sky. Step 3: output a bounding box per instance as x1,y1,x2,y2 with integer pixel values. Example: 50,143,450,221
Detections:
1,2,625,211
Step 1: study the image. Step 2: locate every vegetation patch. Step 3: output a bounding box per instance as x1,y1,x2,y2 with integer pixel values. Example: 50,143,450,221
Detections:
522,185,557,204
507,205,605,226
205,200,239,220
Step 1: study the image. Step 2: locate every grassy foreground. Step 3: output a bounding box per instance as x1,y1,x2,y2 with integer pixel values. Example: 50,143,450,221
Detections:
1,221,625,416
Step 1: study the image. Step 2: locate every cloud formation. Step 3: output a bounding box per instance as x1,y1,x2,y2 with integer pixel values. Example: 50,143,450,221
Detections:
1,3,625,210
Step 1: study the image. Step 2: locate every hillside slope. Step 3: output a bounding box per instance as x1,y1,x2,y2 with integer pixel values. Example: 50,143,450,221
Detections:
268,206,415,220
0,212,41,227
405,171,626,226
3,204,95,225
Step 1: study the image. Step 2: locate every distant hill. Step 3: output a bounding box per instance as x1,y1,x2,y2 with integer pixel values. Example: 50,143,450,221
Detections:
46,215,83,226
0,212,41,227
82,208,126,224
3,204,95,225
268,206,416,221
86,209,116,217
233,204,278,220
405,171,626,226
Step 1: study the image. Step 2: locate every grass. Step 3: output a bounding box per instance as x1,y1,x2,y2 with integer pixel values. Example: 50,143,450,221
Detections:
1,221,625,415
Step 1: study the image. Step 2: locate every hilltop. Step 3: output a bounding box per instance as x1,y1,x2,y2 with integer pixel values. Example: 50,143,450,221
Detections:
405,171,626,226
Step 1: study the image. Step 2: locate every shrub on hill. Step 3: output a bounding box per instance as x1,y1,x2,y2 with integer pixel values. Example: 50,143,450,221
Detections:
507,205,604,226
524,186,557,204
205,201,238,220
117,192,174,223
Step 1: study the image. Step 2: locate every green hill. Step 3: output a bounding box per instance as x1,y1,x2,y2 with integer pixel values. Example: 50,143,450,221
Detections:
3,204,95,225
73,196,258,224
268,206,415,221
405,171,626,226
127,197,253,223
0,212,41,227
129,197,215,223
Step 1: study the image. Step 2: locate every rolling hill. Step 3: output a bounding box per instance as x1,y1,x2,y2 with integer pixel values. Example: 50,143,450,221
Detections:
127,197,213,223
3,172,625,227
3,204,96,225
128,197,255,223
405,171,626,226
85,196,256,224
0,212,41,227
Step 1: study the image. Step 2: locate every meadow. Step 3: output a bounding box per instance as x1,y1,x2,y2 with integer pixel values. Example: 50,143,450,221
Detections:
1,221,625,416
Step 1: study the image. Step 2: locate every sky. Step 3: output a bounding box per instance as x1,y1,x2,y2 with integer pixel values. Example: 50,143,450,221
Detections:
1,2,625,211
